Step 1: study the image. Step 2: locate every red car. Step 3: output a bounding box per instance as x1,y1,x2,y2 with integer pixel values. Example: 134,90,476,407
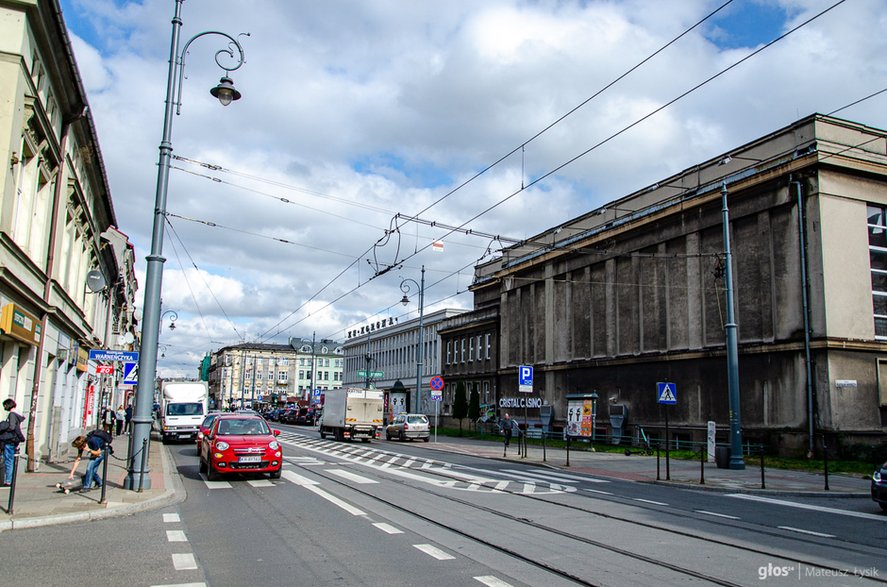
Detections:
199,414,283,480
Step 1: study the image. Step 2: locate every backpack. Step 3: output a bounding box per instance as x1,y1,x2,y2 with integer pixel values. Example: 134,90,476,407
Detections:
86,429,114,454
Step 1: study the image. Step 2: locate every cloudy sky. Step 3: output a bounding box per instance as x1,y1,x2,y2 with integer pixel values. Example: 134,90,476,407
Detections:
58,0,887,377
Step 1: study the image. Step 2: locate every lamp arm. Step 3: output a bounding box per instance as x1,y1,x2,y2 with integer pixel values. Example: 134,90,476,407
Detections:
175,31,248,115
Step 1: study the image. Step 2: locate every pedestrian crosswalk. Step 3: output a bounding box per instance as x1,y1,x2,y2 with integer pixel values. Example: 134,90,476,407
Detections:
198,431,609,494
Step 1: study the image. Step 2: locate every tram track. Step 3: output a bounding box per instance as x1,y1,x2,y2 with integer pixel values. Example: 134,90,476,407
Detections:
278,433,887,586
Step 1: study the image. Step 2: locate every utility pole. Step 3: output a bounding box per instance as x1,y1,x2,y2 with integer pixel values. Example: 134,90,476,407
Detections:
721,182,745,469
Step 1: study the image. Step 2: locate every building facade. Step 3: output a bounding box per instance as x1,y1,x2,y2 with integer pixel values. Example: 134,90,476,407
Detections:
472,114,887,456
343,308,466,418
437,307,499,422
207,339,343,409
0,0,138,467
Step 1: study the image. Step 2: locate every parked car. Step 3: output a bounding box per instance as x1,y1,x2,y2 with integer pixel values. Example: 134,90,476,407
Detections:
296,407,317,426
199,414,282,480
279,408,299,424
385,413,430,442
265,408,282,422
873,460,887,512
195,411,222,450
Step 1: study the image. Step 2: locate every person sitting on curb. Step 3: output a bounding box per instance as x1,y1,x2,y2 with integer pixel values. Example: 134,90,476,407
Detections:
69,429,113,491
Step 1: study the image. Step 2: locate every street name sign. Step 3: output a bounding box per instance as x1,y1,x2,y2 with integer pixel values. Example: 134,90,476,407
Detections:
89,349,139,363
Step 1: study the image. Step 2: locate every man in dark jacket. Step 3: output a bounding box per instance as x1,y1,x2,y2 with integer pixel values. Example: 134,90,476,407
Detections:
0,398,25,486
70,429,113,491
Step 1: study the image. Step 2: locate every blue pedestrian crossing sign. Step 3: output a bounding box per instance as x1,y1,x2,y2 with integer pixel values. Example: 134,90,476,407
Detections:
123,361,139,385
657,382,677,405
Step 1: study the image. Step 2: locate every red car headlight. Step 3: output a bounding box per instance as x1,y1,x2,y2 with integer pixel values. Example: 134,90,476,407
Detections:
269,441,280,450
215,441,230,451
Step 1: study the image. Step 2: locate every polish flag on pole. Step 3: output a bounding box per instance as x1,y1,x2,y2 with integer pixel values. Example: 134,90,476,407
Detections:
432,240,444,252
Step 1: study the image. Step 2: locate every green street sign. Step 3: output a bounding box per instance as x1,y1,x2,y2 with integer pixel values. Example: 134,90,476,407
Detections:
357,370,385,378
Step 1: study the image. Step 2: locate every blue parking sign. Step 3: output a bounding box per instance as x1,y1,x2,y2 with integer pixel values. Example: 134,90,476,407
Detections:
519,365,533,393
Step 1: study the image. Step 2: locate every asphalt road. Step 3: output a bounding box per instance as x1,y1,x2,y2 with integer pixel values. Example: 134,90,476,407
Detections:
2,424,885,587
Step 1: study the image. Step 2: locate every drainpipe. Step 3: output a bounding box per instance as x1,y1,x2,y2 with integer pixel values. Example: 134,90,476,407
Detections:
791,176,816,458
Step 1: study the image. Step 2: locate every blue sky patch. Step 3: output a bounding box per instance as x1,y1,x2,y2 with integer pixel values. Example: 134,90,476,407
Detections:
706,1,791,49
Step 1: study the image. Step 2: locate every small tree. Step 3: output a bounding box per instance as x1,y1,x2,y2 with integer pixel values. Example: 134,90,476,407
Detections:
452,381,468,436
467,387,481,433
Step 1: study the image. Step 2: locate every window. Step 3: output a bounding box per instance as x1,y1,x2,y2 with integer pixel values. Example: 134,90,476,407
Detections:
278,371,288,383
469,337,475,362
446,340,451,365
299,370,304,380
461,339,466,363
477,335,483,360
869,204,887,339
485,334,491,359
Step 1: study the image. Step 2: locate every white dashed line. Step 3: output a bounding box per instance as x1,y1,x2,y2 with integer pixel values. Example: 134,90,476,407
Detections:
778,526,836,538
302,484,366,516
171,553,198,570
150,583,206,587
413,544,455,560
247,479,274,487
281,470,319,485
727,494,887,522
475,576,514,587
202,479,231,489
695,510,740,520
373,522,404,534
633,498,668,506
166,530,188,542
326,468,379,484
163,513,180,523
583,488,614,495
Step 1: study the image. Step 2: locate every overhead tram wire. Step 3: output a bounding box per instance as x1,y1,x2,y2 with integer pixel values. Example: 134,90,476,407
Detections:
379,0,850,275
228,1,847,346
164,216,246,342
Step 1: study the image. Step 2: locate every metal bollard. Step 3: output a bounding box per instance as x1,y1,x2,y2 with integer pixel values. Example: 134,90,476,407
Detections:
700,449,705,485
138,438,149,493
100,445,110,504
656,446,660,481
822,436,830,491
566,435,570,467
6,451,20,515
760,448,766,489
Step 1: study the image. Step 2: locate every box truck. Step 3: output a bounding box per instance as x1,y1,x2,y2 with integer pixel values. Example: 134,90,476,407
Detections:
318,387,383,442
158,381,208,443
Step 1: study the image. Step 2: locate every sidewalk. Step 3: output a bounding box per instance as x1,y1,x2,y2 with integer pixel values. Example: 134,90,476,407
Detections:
0,432,182,532
422,435,873,496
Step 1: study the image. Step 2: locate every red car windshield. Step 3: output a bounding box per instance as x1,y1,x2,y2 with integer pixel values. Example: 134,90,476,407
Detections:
216,418,271,436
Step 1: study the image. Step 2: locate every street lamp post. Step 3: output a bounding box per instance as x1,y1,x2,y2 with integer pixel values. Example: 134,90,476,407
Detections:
721,182,745,470
400,266,425,414
125,0,247,490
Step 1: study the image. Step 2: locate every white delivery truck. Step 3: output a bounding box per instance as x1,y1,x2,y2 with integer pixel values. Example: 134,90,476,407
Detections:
158,381,208,443
319,387,384,442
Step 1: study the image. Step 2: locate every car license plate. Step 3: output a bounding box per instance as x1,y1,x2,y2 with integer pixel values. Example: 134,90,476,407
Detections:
239,455,261,463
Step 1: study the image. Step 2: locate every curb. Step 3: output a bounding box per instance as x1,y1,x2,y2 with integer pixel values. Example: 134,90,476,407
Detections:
0,442,185,533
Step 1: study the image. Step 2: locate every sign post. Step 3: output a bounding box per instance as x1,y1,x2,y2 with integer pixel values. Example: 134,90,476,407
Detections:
429,376,444,443
518,366,533,458
657,382,677,480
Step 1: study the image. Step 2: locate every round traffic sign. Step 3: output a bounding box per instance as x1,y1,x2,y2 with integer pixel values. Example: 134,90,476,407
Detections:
429,376,444,391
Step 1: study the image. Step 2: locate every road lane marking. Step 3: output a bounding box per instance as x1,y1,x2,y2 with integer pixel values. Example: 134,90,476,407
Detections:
281,470,319,485
327,468,379,484
202,479,231,489
171,553,198,570
727,494,887,522
502,470,578,483
695,510,740,520
163,513,180,523
583,488,614,495
150,583,206,587
527,468,610,483
414,544,455,560
373,522,404,534
303,484,366,516
778,526,836,538
166,530,188,542
475,577,514,587
633,498,668,506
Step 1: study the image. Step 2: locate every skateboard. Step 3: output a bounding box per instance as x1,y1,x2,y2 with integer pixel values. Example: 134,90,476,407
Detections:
55,480,80,494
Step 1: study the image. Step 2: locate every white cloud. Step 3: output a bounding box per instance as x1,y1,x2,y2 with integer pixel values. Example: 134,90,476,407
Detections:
58,0,887,378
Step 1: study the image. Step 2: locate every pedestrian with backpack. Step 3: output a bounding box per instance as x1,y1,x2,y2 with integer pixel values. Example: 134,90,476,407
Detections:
0,398,26,486
70,429,113,491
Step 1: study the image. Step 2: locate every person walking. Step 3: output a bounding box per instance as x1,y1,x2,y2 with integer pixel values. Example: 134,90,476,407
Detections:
0,398,26,487
115,405,126,436
124,403,133,434
101,405,116,434
499,413,514,452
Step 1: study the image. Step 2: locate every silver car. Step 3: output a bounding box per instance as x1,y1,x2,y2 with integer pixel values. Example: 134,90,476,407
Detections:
385,413,430,442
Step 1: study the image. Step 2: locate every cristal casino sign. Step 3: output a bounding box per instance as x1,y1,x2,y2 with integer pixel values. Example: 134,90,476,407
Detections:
499,397,543,409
